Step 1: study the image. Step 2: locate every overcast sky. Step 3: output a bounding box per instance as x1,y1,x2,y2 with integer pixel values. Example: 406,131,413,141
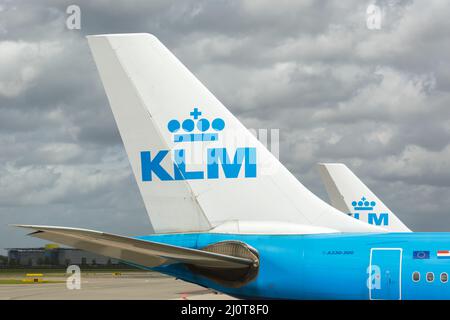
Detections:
1,0,450,254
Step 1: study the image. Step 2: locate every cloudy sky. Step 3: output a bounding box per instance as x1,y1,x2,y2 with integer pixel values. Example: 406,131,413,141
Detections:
1,0,450,254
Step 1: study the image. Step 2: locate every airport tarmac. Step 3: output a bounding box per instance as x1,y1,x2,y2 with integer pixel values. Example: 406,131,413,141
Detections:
0,271,236,300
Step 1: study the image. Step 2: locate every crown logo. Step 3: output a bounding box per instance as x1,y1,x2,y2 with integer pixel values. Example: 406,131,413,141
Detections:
167,108,225,143
352,196,376,211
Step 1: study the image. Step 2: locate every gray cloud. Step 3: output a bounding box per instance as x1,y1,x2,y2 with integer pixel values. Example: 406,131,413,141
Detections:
1,0,450,253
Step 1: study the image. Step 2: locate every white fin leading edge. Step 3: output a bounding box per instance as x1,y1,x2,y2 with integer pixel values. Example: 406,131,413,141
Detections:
87,33,385,234
317,163,411,232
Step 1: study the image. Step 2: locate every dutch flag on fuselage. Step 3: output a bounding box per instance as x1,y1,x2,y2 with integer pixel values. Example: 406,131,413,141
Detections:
437,250,450,259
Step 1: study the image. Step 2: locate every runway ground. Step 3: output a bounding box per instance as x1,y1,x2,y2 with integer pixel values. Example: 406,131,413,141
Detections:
0,271,236,300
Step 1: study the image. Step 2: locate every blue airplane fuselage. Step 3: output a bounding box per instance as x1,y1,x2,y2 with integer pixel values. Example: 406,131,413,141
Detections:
134,232,450,300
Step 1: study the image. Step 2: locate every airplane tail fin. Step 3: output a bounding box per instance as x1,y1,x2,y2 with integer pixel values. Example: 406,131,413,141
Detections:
317,163,411,232
87,33,384,234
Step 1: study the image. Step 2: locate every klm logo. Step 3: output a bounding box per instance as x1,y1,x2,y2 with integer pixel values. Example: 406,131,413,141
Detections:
141,108,257,181
349,196,389,226
167,107,225,143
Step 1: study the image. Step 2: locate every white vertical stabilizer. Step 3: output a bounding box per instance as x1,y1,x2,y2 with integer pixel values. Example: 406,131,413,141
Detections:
317,163,411,232
87,33,385,233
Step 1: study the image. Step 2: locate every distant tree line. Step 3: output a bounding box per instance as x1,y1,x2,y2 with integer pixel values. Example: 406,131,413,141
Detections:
1,255,131,269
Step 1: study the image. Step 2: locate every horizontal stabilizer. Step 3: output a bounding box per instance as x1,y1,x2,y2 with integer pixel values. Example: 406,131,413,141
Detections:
13,225,254,269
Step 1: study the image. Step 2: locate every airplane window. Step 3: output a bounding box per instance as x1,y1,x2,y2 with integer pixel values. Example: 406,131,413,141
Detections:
412,271,420,282
441,272,448,283
426,272,434,282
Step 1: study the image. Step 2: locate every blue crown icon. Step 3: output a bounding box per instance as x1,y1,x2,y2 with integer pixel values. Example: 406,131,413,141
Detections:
167,108,225,143
351,196,376,211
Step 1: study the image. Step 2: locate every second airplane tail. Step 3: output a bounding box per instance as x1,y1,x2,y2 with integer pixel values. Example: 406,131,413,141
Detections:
317,163,411,232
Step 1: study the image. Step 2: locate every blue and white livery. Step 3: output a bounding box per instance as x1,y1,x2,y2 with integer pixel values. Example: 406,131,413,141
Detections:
15,34,450,300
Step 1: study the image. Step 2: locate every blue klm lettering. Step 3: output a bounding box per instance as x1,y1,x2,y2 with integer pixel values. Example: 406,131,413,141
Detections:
368,213,389,226
207,148,256,179
141,147,257,181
